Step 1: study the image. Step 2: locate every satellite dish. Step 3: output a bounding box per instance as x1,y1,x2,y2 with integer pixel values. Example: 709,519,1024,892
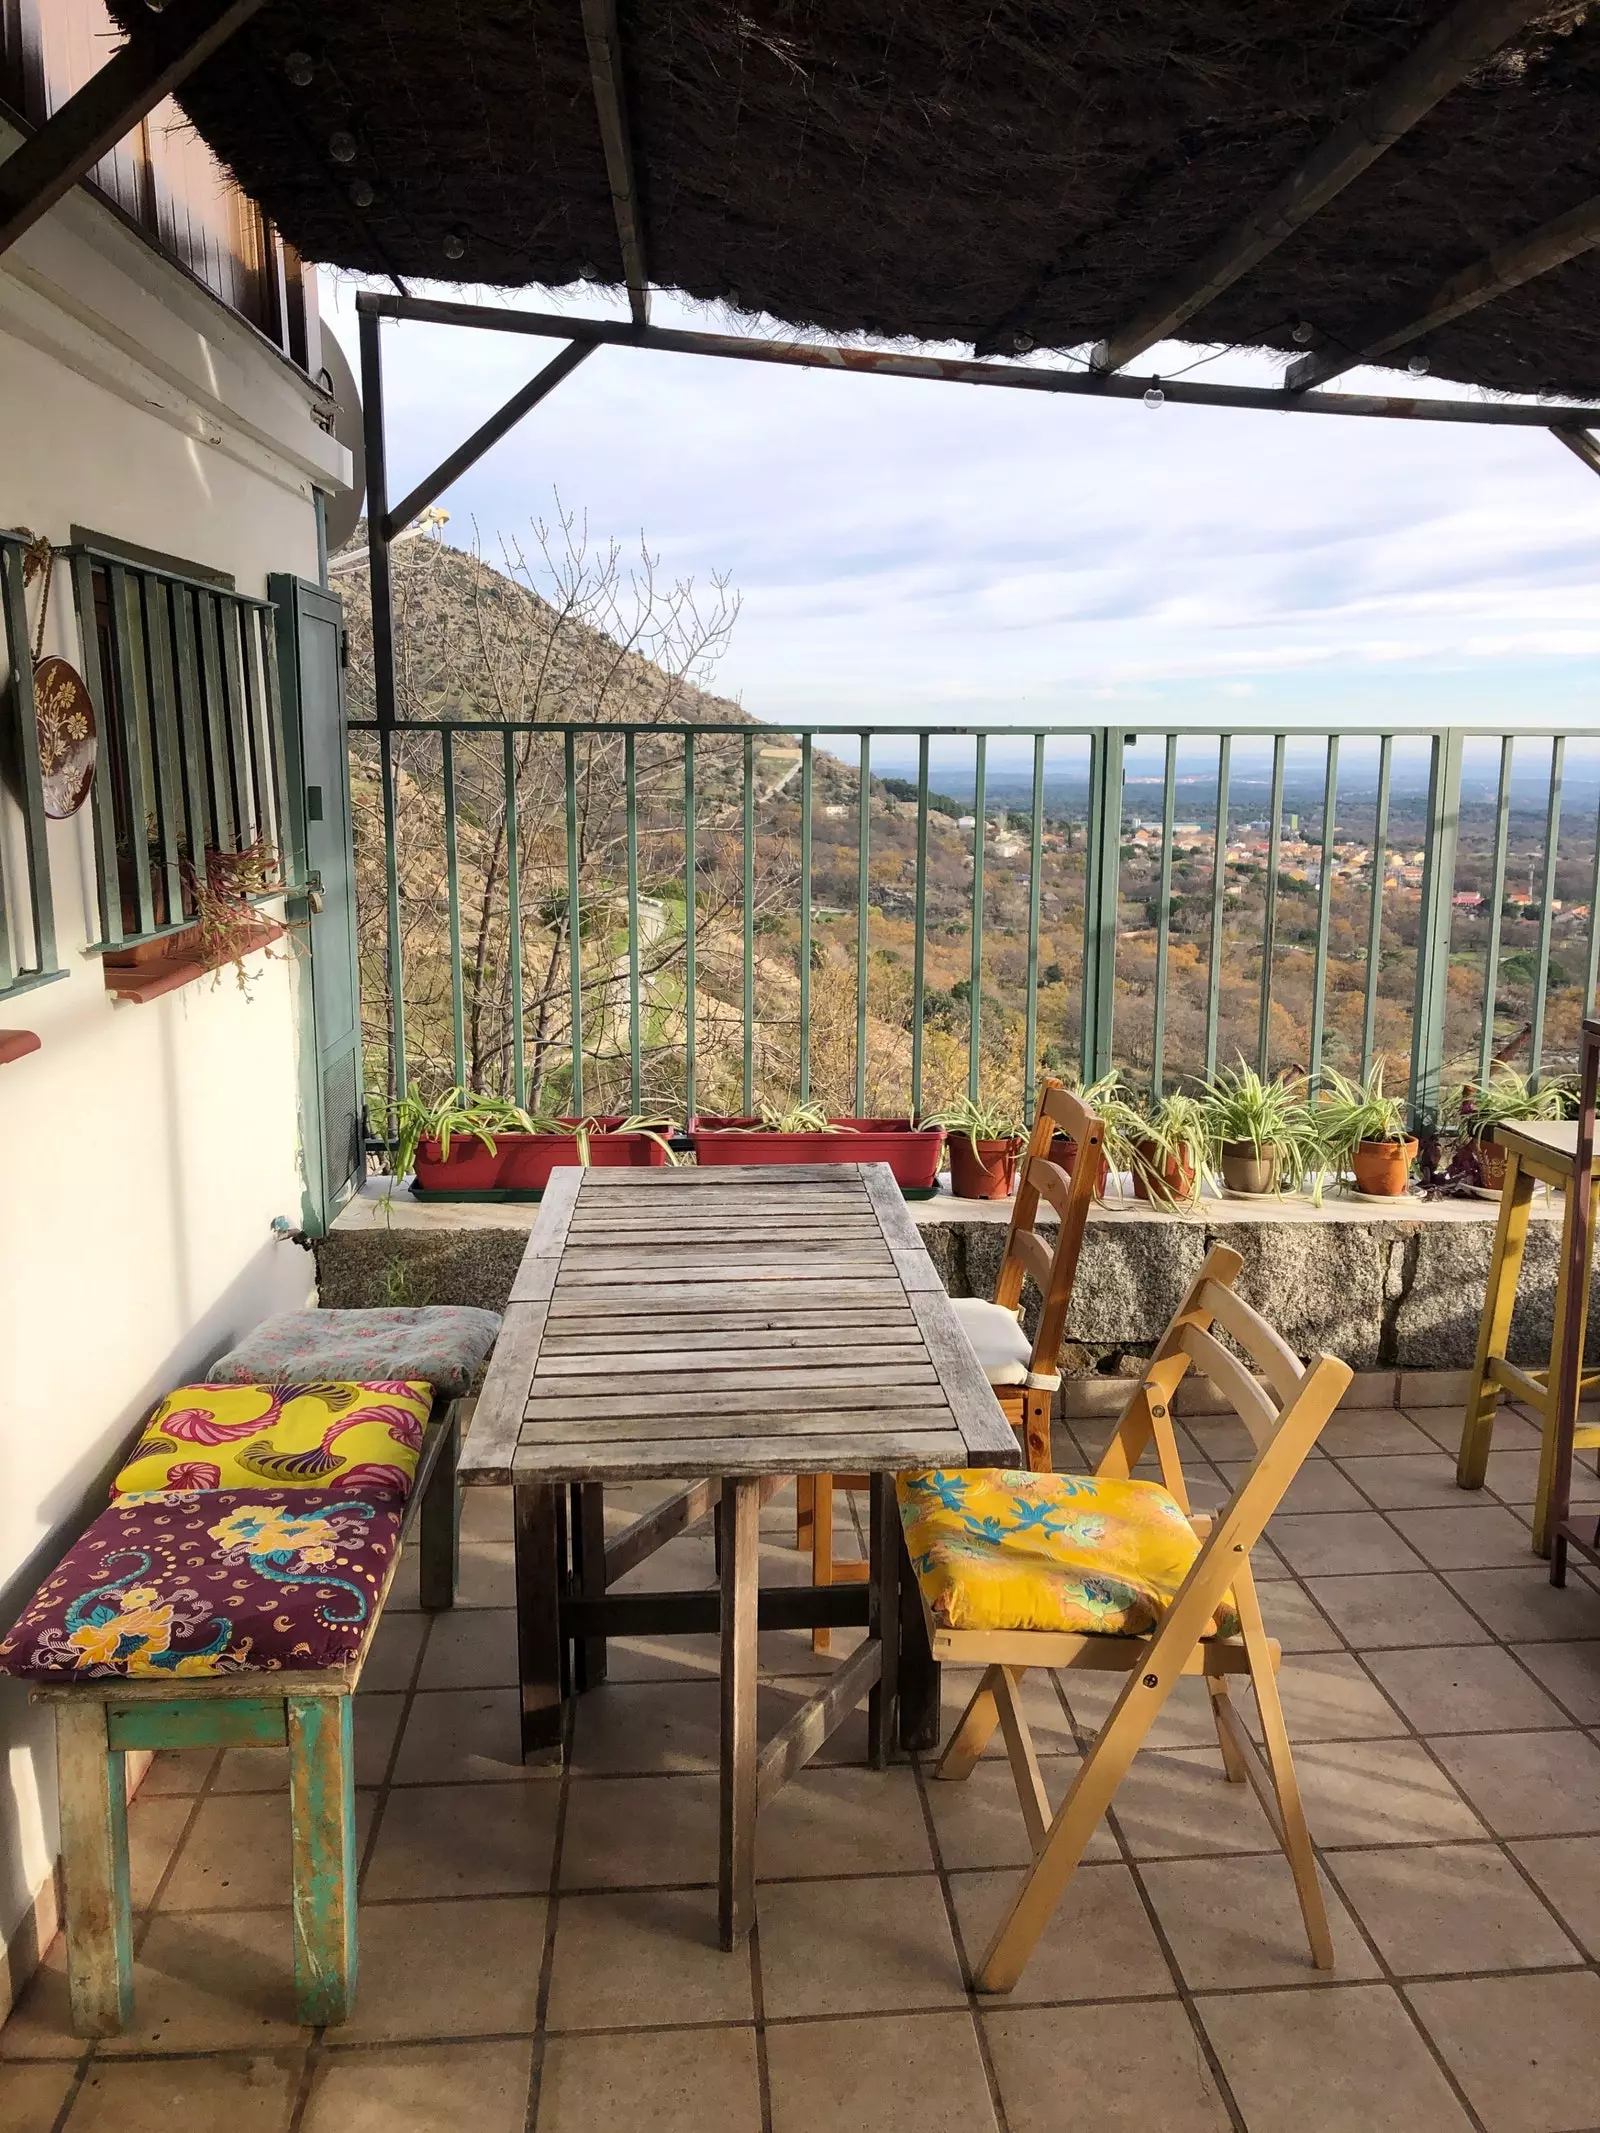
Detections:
319,327,366,556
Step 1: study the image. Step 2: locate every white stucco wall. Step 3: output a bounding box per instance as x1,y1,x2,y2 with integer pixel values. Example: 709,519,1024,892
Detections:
0,168,352,1970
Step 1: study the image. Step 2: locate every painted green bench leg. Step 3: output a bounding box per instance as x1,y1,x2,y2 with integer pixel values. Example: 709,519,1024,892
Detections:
286,1695,357,2025
55,1700,133,2037
419,1400,460,1613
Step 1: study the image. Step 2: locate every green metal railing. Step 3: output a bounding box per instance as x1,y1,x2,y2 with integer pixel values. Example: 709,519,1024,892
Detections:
353,716,1600,1128
0,531,62,1001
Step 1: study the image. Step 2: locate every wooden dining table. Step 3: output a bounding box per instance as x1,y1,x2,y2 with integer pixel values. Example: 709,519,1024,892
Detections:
460,1160,1020,1945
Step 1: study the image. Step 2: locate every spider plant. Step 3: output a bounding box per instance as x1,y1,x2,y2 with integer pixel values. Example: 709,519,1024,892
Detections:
393,1087,531,1177
1101,1090,1212,1210
1315,1065,1411,1155
1443,1064,1570,1141
1200,1060,1328,1197
920,1094,1025,1156
755,1099,849,1133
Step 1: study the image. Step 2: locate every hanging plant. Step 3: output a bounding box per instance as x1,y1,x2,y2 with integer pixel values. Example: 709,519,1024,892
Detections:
187,839,292,993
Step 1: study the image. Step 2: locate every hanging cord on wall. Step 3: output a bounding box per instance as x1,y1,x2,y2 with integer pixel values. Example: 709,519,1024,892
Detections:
15,528,57,660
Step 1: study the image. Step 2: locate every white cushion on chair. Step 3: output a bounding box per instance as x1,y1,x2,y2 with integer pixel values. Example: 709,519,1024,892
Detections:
951,1297,1033,1385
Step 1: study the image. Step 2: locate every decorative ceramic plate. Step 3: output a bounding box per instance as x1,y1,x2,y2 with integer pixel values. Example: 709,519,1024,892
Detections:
32,655,97,816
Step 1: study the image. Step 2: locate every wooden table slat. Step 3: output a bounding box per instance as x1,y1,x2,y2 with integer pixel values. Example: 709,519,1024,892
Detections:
519,1383,953,1422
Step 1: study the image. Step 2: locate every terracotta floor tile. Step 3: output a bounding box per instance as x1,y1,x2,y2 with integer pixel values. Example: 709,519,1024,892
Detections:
947,1861,1173,2002
1509,1835,1600,1955
1292,1738,1485,1848
604,1630,723,1682
1141,1850,1379,1989
1108,1747,1280,1859
96,1911,305,2055
756,1764,932,1878
333,1897,548,2041
137,1748,216,1796
1363,1645,1571,1735
362,1780,559,1898
545,1886,752,2029
0,1937,90,2061
1199,1982,1473,2133
356,1610,427,1695
922,1755,1119,1871
938,1666,1075,1757
756,1874,965,2017
1484,1448,1600,1507
302,2039,532,2133
1330,1843,1576,1977
1334,1453,1477,1511
1216,1458,1369,1515
535,2027,762,2133
568,1681,721,1775
451,1540,519,1610
984,1999,1231,2133
1306,1571,1490,1650
62,2054,304,2133
767,2012,999,2133
1409,1969,1600,2133
0,2061,80,2133
158,1791,375,1911
1446,1567,1600,1642
1063,1670,1227,1750
458,1485,513,1546
1509,1639,1600,1722
1271,1512,1427,1578
1320,1413,1446,1460
390,1688,544,1783
1254,1579,1347,1652
1242,1650,1404,1744
414,1606,517,1689
559,1774,720,1889
1427,1728,1600,1837
127,1792,194,1908
1388,1505,1548,1571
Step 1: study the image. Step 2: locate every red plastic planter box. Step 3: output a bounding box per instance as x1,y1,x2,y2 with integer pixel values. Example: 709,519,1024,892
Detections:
690,1117,945,1195
412,1117,671,1198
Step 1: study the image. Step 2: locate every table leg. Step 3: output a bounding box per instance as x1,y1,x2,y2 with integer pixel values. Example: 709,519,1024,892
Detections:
867,1472,900,1770
571,1483,608,1690
718,1477,760,1949
513,1482,566,1765
896,1515,941,1754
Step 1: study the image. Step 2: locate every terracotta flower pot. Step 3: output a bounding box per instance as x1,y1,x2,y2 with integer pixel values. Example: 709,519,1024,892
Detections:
1470,1139,1508,1191
1350,1137,1417,1197
495,1119,669,1192
690,1118,945,1193
413,1134,503,1193
948,1135,1021,1199
1048,1134,1112,1195
1130,1139,1198,1206
1219,1140,1279,1196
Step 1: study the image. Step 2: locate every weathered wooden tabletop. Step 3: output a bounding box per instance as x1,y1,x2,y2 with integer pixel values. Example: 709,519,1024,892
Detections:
462,1161,1021,1484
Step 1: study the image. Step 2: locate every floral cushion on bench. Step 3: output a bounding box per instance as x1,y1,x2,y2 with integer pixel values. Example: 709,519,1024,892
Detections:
207,1308,501,1399
0,1489,403,1679
896,1467,1239,1639
111,1382,432,1499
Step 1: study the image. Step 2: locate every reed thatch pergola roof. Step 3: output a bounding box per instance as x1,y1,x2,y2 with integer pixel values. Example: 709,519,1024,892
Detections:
96,1,1600,400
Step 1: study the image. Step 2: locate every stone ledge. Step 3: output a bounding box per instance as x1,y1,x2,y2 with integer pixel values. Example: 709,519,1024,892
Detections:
320,1178,1583,1374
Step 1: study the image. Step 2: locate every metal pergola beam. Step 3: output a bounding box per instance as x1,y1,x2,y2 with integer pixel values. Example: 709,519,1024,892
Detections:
0,0,266,260
355,290,1600,429
384,341,596,536
580,0,650,328
1553,425,1600,479
1289,194,1600,391
1089,0,1548,376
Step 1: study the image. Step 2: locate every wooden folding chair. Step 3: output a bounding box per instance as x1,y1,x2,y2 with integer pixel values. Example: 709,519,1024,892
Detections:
913,1242,1352,1994
799,1082,1103,1646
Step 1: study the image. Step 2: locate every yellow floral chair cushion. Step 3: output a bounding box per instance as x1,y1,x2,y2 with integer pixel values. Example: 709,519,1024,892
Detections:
112,1381,433,1500
896,1468,1239,1638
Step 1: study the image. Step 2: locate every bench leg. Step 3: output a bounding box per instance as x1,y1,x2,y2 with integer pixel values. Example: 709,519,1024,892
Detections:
514,1481,567,1765
419,1401,460,1612
55,1700,133,2037
1458,1160,1533,1490
571,1483,608,1691
287,1696,357,2025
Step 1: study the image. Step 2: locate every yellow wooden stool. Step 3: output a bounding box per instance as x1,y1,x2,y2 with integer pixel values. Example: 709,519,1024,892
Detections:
1457,1119,1600,1554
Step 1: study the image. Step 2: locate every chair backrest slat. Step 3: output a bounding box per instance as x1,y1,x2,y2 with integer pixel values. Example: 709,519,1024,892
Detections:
992,1079,1102,1376
1176,1323,1281,1451
1196,1279,1305,1404
1026,1155,1075,1223
1011,1227,1055,1302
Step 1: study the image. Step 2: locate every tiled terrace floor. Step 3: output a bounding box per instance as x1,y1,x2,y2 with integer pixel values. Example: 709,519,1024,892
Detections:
5,1398,1600,2133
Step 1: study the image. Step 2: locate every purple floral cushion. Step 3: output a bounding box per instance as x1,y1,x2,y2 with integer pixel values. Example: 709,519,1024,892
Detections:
0,1490,402,1679
207,1307,501,1398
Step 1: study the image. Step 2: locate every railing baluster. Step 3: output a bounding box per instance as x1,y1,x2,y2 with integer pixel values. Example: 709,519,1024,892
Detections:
799,733,813,1104
1528,737,1565,1083
1408,728,1464,1129
195,595,236,850
0,539,56,984
442,729,466,1090
1081,727,1124,1082
1308,735,1340,1084
503,730,526,1108
217,594,256,846
968,734,987,1103
1256,734,1286,1074
1150,733,1177,1094
1024,732,1045,1122
911,734,930,1119
1361,735,1393,1081
742,732,755,1114
170,590,214,861
379,725,408,1104
625,732,642,1111
106,564,158,939
1477,735,1514,1089
683,730,696,1121
70,554,123,948
565,730,584,1115
1585,777,1600,1018
1204,735,1230,1082
139,577,187,928
855,732,871,1116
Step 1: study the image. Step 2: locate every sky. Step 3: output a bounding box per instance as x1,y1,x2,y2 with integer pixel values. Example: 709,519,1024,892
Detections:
320,277,1600,736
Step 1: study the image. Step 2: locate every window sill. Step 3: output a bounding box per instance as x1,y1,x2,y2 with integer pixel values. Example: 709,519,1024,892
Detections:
0,1030,41,1066
103,922,286,1004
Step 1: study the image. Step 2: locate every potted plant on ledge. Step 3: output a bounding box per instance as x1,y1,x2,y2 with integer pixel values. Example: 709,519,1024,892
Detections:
925,1097,1025,1200
1102,1090,1212,1211
690,1102,945,1194
1315,1064,1418,1198
396,1088,675,1198
1199,1060,1325,1199
1443,1065,1570,1193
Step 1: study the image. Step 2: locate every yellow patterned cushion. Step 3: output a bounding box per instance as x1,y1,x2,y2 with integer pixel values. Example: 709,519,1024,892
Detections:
896,1468,1239,1638
112,1382,432,1499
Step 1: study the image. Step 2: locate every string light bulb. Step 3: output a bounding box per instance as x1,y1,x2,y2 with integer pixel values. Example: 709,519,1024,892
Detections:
284,50,315,86
328,130,358,164
443,232,466,261
1291,320,1314,345
1144,384,1165,408
1408,353,1430,376
349,178,375,208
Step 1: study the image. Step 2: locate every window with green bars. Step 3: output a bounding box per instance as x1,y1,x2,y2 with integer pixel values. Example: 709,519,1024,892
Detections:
0,530,61,1002
64,546,288,952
